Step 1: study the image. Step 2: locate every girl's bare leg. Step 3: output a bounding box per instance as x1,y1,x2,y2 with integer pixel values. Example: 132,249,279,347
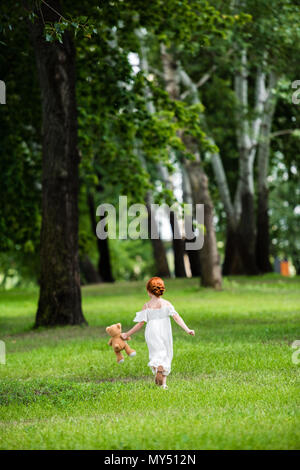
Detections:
155,366,164,385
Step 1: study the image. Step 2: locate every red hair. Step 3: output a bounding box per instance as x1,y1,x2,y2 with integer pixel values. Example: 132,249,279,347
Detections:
146,277,165,297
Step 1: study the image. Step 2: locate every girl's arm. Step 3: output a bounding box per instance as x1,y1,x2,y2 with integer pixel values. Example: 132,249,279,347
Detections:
121,321,145,339
172,313,195,335
121,303,147,339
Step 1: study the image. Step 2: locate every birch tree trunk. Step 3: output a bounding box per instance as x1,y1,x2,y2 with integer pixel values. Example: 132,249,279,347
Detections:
29,1,86,326
234,51,260,274
184,153,222,288
256,73,277,272
138,33,185,278
178,66,244,275
178,47,277,276
161,45,222,288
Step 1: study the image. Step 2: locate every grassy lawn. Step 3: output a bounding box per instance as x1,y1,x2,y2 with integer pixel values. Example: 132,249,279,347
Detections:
0,275,299,450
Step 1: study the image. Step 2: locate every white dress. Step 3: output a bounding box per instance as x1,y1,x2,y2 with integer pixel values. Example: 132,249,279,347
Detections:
134,301,178,376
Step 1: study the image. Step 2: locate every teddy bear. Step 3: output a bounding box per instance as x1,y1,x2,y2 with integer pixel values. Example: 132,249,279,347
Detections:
106,323,136,363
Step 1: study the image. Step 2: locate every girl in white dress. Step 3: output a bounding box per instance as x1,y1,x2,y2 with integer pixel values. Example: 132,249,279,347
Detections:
121,277,195,389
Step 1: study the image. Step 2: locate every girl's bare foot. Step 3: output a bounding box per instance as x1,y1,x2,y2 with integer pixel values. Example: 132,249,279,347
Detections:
155,365,164,386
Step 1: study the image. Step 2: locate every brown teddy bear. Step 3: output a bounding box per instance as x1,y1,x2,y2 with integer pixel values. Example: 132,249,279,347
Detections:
106,323,136,363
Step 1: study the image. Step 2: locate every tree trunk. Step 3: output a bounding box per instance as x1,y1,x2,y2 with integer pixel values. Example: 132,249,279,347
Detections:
182,165,201,276
79,255,101,285
179,64,248,276
233,52,263,275
87,191,114,283
155,160,186,279
256,74,277,273
235,145,259,275
222,227,244,275
237,190,259,274
146,198,171,278
30,1,86,326
256,186,272,272
185,159,222,288
169,211,187,278
160,44,221,287
138,34,184,278
186,239,202,277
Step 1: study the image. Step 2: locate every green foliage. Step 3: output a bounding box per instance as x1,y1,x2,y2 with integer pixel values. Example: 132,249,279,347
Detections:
0,0,299,286
0,15,42,274
110,238,155,280
234,0,300,73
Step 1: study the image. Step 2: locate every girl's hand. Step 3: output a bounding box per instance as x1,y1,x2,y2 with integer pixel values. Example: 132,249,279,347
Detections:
187,329,195,336
121,333,128,340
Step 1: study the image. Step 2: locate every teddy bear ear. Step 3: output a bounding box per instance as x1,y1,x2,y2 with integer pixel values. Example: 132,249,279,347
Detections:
117,323,121,328
106,327,110,333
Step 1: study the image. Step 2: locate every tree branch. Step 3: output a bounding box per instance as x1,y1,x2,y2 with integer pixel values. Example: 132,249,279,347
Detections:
180,48,234,99
270,129,299,139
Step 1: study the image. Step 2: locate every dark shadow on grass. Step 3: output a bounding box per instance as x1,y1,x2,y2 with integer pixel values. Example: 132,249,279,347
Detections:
67,375,152,384
0,315,35,337
3,324,107,353
3,314,299,353
0,376,157,406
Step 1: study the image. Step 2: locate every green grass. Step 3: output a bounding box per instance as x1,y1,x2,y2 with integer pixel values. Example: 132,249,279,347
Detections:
0,275,299,449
